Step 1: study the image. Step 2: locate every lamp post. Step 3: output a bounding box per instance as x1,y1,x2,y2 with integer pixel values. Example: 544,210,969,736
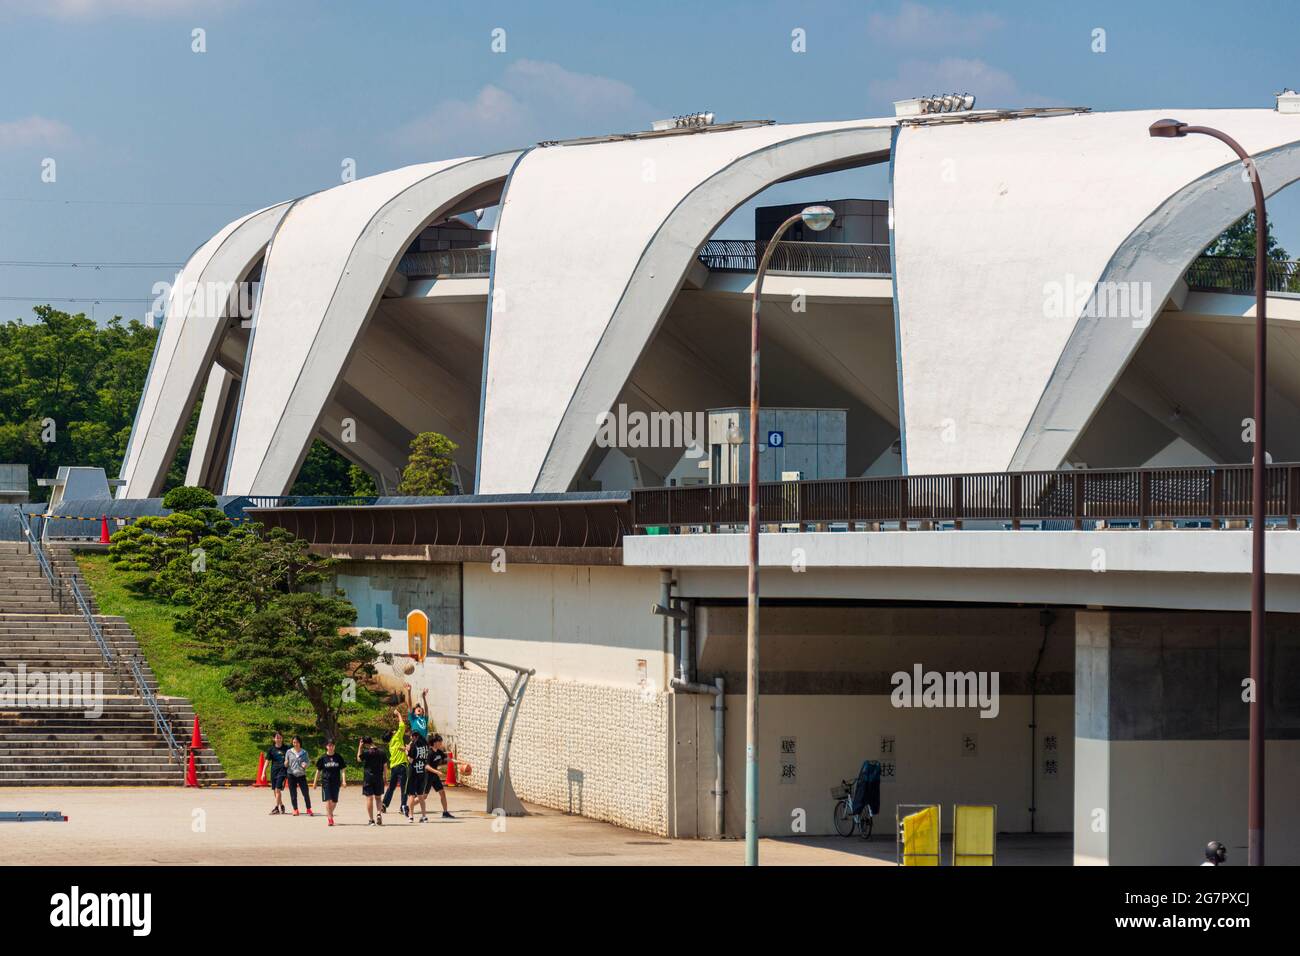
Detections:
1150,119,1268,865
744,205,834,866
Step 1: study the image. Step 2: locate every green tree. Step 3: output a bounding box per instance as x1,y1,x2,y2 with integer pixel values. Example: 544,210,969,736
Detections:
1205,210,1290,261
224,593,387,741
0,306,195,500
290,440,379,497
110,507,384,739
161,485,218,512
107,506,234,605
397,432,460,496
348,464,378,496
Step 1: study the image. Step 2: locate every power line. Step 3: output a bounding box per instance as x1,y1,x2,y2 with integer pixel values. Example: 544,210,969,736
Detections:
0,259,182,269
0,196,251,208
0,295,153,303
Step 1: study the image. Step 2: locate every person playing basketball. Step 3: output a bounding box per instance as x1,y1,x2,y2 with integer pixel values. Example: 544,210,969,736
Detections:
406,732,432,823
426,734,455,819
356,736,388,826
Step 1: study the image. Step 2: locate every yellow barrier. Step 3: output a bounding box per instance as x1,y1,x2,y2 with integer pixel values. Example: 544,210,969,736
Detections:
897,804,941,866
953,804,996,865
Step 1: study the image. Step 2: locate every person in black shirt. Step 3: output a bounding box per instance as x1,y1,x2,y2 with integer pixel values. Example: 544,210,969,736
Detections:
311,740,346,827
426,734,454,819
407,733,432,823
266,731,289,815
356,736,388,826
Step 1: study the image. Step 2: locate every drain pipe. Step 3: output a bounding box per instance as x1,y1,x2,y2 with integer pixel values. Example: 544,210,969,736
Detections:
670,676,725,838
1029,609,1054,835
655,579,723,837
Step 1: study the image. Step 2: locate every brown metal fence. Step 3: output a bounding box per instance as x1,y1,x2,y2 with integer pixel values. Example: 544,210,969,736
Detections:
632,464,1300,531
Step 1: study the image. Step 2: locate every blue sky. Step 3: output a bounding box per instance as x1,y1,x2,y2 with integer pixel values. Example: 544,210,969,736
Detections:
2,0,1299,323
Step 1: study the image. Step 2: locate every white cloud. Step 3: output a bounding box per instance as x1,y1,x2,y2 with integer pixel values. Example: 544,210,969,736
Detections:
391,59,657,154
868,2,1004,48
0,115,77,150
867,57,1061,110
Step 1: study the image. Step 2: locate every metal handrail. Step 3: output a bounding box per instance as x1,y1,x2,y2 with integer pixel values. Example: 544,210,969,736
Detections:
1185,255,1300,295
64,572,182,766
15,508,58,605
223,494,379,522
18,511,184,767
396,247,491,278
631,461,1300,532
698,240,891,276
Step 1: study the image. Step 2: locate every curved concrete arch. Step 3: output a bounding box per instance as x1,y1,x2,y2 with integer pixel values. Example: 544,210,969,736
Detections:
476,119,896,494
1011,133,1300,471
223,152,520,496
890,108,1300,477
117,201,289,498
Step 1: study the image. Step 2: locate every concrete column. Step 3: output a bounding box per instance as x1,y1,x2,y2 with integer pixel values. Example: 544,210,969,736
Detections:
1073,610,1111,865
185,365,239,490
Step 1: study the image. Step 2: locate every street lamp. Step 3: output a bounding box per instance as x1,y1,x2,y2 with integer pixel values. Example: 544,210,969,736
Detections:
743,204,834,866
1150,119,1268,865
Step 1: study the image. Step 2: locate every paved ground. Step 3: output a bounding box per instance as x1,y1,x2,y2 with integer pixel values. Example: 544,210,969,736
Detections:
0,786,1070,865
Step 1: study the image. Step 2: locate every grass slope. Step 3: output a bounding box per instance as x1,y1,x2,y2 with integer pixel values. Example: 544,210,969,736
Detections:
77,552,393,780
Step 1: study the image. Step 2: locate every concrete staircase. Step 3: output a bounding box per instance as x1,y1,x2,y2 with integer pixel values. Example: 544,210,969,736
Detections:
0,541,227,785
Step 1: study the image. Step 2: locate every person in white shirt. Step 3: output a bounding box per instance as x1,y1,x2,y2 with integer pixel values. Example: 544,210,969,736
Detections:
284,736,313,816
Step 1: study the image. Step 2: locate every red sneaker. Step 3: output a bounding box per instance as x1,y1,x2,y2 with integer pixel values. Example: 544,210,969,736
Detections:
328,818,335,827
292,809,299,816
306,809,314,817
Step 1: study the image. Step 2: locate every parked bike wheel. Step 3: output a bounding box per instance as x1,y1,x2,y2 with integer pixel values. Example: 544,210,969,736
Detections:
832,799,855,837
858,813,873,840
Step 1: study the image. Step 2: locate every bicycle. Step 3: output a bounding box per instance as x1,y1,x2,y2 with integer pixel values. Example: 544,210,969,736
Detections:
831,770,876,839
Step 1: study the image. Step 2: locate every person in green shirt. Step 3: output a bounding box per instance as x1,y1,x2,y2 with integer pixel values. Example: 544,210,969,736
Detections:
382,708,410,819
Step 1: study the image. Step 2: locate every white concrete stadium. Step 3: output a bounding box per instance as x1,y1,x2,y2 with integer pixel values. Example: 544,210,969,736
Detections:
118,105,1300,499
99,104,1300,866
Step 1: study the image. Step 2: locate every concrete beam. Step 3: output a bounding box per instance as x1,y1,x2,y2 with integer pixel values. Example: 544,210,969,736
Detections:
477,120,894,493
117,203,286,498
224,153,516,495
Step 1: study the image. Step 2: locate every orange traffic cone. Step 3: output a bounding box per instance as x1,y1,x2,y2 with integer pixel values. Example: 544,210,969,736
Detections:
185,716,203,787
254,752,269,787
445,751,457,787
99,515,110,544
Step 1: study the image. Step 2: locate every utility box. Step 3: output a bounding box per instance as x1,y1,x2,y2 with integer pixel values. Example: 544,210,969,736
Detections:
707,407,846,485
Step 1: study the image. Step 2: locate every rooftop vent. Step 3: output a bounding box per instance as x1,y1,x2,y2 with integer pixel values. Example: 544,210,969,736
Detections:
894,93,976,118
651,112,715,132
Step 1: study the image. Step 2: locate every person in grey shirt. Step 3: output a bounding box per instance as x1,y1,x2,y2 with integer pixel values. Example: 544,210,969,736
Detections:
284,736,313,816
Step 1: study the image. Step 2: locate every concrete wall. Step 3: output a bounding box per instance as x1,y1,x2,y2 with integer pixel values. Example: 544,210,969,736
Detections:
725,693,1073,838
1075,609,1300,865
694,605,1074,837
461,562,670,689
359,626,459,740
455,667,669,834
449,562,675,832
332,560,461,643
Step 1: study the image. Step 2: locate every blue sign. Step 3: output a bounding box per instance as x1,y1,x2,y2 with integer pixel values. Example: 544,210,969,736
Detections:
767,430,784,448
